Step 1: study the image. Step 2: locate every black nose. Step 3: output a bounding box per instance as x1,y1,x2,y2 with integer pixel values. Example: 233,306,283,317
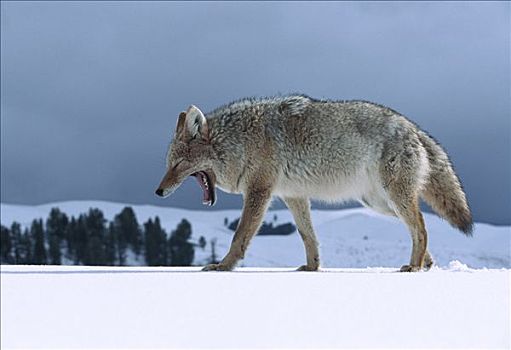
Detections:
155,189,164,197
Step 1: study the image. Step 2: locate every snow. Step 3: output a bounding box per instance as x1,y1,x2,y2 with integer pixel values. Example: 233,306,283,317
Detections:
1,265,509,348
1,200,509,269
1,201,510,348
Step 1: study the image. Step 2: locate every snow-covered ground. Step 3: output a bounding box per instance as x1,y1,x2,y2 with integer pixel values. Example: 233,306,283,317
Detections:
1,200,509,269
1,201,510,348
1,264,509,348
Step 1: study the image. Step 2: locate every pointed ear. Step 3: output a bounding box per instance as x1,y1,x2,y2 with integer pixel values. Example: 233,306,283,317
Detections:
175,111,187,135
184,105,208,140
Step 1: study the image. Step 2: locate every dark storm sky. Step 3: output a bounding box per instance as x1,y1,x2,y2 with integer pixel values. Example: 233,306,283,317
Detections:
1,2,510,224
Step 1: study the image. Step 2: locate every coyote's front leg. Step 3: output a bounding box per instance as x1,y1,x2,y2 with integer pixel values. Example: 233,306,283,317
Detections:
202,185,272,271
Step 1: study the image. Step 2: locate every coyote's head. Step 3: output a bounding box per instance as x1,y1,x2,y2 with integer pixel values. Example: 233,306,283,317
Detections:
155,105,217,206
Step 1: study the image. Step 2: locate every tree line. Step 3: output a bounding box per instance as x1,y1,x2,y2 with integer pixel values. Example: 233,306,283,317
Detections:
226,217,295,236
0,207,209,266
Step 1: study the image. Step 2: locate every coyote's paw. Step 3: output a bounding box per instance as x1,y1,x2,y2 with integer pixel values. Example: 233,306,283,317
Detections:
202,263,234,272
423,259,434,271
296,264,319,271
423,255,434,271
399,264,421,272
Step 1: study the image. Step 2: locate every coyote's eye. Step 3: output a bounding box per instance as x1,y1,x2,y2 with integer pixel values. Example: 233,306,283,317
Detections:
172,159,184,169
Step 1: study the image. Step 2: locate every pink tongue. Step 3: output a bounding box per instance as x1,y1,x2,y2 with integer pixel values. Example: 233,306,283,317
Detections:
194,173,211,202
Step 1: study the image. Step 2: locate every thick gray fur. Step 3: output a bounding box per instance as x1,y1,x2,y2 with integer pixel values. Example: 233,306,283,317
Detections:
157,94,473,272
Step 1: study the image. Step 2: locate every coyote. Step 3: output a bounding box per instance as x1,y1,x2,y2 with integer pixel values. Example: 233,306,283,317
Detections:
156,95,472,272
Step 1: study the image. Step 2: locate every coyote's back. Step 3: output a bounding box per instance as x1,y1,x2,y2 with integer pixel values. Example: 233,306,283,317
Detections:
265,96,473,234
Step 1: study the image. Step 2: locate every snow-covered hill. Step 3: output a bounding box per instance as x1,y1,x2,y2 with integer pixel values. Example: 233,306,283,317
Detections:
1,200,510,269
1,264,509,348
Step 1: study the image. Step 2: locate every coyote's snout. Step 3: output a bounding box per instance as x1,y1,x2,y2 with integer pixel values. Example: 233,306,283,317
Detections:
156,95,473,272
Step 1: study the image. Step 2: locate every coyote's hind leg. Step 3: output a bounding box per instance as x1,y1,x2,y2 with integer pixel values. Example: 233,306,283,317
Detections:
283,197,320,271
388,193,428,272
380,134,431,272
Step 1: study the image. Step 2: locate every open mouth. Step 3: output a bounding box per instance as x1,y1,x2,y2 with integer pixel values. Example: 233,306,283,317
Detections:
191,170,216,206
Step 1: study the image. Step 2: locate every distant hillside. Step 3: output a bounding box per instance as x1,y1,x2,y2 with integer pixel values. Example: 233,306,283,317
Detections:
1,201,509,268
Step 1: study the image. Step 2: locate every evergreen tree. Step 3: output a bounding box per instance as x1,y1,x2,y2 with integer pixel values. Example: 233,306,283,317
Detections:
84,208,107,265
112,207,142,256
155,217,168,265
10,222,23,264
209,238,218,264
1,225,13,264
19,228,33,264
65,217,78,263
168,219,194,266
74,214,89,265
47,233,61,265
46,208,69,265
31,219,47,264
198,236,207,250
144,217,168,266
104,222,117,266
144,218,156,266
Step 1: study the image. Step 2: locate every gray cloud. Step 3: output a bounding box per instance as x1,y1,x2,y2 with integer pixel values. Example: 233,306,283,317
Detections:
1,2,509,224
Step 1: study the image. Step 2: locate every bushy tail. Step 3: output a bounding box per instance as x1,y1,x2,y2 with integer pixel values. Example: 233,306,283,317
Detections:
418,132,473,235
